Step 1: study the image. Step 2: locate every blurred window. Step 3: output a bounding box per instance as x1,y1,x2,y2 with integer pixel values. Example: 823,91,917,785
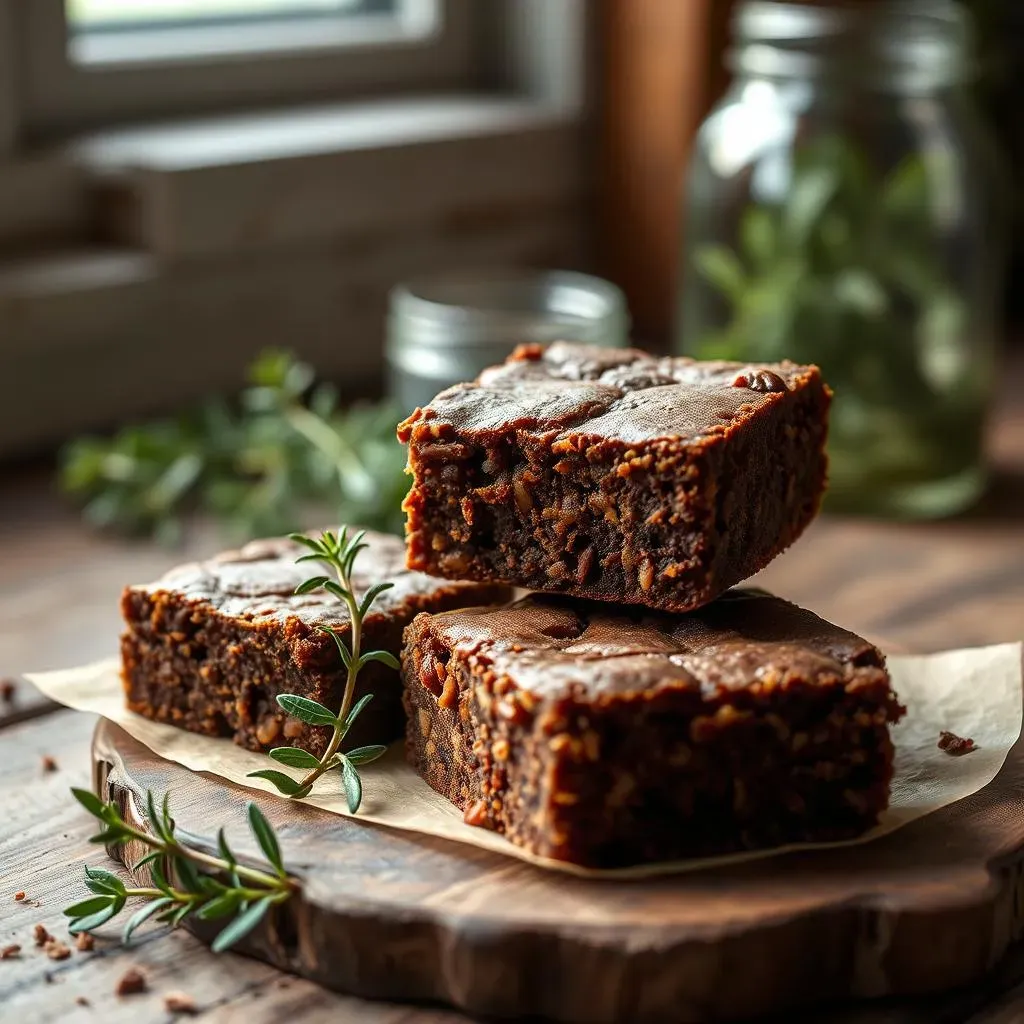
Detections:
68,1,394,31
21,0,470,133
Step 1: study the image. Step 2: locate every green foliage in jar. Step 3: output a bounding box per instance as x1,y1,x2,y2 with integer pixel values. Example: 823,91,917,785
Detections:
691,136,986,494
60,351,409,543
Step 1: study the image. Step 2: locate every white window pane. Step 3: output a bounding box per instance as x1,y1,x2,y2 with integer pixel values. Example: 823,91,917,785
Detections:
67,0,393,31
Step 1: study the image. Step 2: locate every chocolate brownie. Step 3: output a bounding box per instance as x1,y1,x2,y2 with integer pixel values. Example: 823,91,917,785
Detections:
398,342,830,614
121,531,509,756
403,590,903,868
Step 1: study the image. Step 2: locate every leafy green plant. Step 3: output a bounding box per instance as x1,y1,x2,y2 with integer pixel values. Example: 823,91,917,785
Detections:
60,351,407,543
65,788,296,951
692,136,968,408
689,136,989,502
247,527,395,809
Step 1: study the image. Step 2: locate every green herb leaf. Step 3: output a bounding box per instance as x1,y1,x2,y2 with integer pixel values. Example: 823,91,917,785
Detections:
268,747,321,769
130,850,164,874
85,865,125,889
71,788,106,818
175,857,204,894
247,803,285,877
323,580,352,604
345,745,388,766
344,693,374,731
123,897,174,944
216,828,235,868
211,898,273,953
319,625,352,671
197,893,243,921
341,758,363,814
693,245,746,302
358,650,400,672
275,694,338,727
89,828,126,845
64,896,115,918
783,164,839,246
246,769,306,796
293,575,331,595
168,904,194,927
69,900,122,934
358,582,394,619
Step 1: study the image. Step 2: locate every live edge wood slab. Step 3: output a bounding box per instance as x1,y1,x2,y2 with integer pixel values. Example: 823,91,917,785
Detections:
93,671,1024,1024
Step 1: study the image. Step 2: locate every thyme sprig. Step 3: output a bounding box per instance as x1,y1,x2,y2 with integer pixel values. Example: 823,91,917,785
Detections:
65,788,296,952
246,527,396,810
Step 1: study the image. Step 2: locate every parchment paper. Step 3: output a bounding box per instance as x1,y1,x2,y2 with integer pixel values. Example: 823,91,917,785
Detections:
29,643,1023,878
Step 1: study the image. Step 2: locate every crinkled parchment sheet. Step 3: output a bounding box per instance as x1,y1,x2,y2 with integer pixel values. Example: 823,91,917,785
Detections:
30,643,1023,878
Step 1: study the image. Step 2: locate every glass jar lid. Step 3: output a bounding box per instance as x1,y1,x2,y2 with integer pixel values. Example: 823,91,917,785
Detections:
387,269,630,353
729,0,975,92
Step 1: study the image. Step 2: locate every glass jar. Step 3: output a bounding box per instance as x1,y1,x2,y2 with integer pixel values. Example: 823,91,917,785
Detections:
677,0,1006,518
386,270,630,414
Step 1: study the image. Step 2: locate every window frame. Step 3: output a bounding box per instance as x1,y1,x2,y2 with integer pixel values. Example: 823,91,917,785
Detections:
17,0,479,137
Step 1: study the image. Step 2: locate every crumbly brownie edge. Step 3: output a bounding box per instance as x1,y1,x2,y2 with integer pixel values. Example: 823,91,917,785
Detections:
705,371,830,595
403,612,903,868
122,581,510,757
400,374,830,614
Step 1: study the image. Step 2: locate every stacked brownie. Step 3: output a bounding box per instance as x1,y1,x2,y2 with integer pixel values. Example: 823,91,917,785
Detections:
121,533,509,757
119,341,904,869
398,342,904,866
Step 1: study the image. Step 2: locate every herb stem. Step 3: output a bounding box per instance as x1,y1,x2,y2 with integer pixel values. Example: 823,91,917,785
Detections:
119,821,294,891
295,563,362,794
67,789,296,951
248,527,395,809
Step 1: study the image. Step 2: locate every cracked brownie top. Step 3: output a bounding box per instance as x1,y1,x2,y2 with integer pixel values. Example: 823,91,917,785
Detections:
414,589,890,701
398,341,825,446
128,531,493,627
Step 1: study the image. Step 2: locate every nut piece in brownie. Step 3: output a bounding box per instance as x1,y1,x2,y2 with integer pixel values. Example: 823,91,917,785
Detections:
398,342,830,614
403,590,903,868
121,531,509,757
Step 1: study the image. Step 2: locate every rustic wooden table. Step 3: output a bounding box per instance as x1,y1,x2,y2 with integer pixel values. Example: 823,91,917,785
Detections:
1,376,1022,1023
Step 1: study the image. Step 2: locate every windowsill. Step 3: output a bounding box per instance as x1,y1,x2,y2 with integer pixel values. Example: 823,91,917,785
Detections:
71,6,440,67
68,94,572,174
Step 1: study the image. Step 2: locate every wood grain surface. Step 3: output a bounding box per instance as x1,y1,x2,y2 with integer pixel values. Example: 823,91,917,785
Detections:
0,362,1021,1022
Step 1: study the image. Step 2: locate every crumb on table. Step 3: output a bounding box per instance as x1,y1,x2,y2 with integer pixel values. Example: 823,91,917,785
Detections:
115,967,148,996
938,730,978,756
75,932,95,952
1,944,21,959
0,678,16,702
33,924,51,946
165,991,198,1014
41,755,58,772
44,939,71,961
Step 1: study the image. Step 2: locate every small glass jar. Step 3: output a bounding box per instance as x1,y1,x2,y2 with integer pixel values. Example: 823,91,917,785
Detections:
386,270,631,414
677,0,1007,518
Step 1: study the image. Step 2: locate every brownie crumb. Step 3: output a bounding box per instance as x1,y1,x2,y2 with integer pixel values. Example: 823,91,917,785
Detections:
41,755,58,773
938,730,978,756
34,924,51,946
164,992,198,1015
44,938,71,961
0,679,15,702
116,967,148,996
75,932,95,952
14,891,25,902
1,944,21,959
76,996,90,1007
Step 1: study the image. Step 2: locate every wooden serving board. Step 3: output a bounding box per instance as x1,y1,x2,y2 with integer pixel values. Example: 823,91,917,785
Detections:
93,717,1024,1024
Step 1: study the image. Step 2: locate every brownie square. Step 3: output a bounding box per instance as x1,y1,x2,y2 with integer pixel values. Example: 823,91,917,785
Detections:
403,590,903,868
121,531,509,756
398,342,830,614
